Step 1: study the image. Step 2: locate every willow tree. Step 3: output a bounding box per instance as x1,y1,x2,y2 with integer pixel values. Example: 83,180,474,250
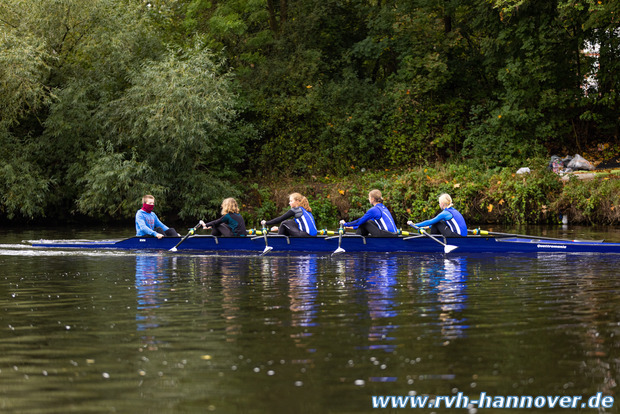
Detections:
0,26,52,218
78,42,242,220
1,0,245,222
0,0,156,220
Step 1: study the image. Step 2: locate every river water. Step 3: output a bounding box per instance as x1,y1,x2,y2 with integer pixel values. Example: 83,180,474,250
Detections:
0,226,618,413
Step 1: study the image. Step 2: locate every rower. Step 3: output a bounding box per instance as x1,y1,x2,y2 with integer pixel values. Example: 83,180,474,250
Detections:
262,192,318,237
135,194,180,239
340,189,397,237
202,198,248,236
408,193,467,237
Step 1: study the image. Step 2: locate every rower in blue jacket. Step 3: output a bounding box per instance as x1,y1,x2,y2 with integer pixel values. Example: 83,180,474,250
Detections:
135,194,180,238
340,189,397,237
262,192,318,237
409,193,467,237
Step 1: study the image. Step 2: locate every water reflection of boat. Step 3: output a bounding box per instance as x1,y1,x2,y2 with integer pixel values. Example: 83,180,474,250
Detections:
415,256,469,341
135,255,170,349
366,257,399,352
334,256,400,354
436,257,469,340
289,255,319,329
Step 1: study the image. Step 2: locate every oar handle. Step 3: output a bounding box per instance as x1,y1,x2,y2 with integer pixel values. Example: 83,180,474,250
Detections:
406,221,427,234
188,220,205,235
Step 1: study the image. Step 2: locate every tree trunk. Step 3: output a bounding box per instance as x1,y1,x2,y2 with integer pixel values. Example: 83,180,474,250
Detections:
267,0,279,35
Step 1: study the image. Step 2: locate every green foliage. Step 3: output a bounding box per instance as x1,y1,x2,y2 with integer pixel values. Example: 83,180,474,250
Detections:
480,164,563,224
306,195,338,228
553,177,620,224
0,0,166,221
80,41,242,219
75,143,156,219
0,132,50,219
98,41,237,157
233,162,620,227
1,0,619,225
463,103,548,167
309,75,391,174
246,183,277,225
385,89,467,165
0,31,52,130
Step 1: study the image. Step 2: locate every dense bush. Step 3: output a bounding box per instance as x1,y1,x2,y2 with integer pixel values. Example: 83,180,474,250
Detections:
552,177,620,224
238,161,620,228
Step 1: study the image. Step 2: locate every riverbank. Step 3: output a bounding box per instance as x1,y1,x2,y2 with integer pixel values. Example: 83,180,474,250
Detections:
1,159,617,228
239,159,620,228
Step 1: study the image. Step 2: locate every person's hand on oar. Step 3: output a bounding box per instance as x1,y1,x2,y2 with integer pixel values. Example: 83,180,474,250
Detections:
406,221,430,234
407,221,458,253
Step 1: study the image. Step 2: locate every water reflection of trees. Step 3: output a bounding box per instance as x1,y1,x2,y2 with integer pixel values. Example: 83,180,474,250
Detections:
406,256,470,342
535,254,620,398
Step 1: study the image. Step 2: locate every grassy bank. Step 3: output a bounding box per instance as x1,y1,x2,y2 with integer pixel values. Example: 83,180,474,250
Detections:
238,158,620,229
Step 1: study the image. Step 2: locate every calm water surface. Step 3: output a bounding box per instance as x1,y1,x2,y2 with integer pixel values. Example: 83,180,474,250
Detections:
0,226,619,413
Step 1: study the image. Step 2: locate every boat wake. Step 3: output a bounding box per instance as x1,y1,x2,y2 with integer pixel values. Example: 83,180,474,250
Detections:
0,243,320,259
0,244,136,257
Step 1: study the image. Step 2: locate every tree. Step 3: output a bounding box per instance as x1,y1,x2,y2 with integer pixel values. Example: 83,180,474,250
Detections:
1,0,244,222
79,42,242,219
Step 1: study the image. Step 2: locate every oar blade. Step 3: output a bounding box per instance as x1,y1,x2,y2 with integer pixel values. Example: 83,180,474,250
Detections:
331,246,346,256
444,244,458,254
169,237,186,252
261,245,273,256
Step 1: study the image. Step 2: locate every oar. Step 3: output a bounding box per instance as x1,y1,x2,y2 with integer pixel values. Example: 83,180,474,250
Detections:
169,220,205,252
407,221,458,253
260,220,273,255
332,222,346,255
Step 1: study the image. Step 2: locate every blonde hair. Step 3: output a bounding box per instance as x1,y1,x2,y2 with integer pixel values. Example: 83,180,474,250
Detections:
289,192,303,202
290,192,312,211
369,189,383,203
438,193,453,208
221,197,240,215
142,194,155,203
300,196,312,212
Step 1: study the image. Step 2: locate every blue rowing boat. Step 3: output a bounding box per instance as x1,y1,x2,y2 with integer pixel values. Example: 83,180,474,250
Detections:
28,234,620,254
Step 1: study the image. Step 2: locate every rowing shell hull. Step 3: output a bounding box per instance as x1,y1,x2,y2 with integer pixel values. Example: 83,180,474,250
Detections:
29,235,620,254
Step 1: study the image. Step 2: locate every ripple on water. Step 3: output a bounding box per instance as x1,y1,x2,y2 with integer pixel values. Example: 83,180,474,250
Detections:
0,248,619,412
